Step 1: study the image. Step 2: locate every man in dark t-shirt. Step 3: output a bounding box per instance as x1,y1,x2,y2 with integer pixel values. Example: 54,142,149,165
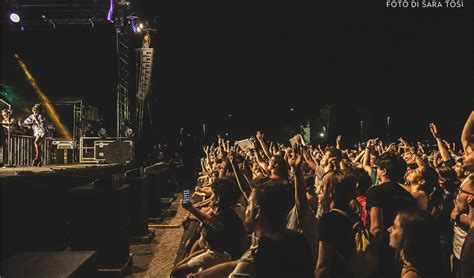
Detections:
254,229,314,278
366,181,417,231
230,180,314,278
366,152,417,278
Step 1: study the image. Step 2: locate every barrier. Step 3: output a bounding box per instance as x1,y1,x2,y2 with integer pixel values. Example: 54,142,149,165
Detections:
2,134,57,166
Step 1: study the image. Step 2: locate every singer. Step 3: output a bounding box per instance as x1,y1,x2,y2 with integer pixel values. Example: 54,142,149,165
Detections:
20,104,48,166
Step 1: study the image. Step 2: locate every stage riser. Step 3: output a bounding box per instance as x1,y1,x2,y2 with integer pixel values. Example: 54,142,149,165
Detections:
0,164,175,265
0,164,132,259
1,175,97,258
1,251,97,278
68,184,131,268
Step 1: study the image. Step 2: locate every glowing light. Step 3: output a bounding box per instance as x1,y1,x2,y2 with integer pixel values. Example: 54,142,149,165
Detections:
107,0,114,22
319,133,324,138
9,13,20,23
130,18,144,33
98,128,107,138
124,127,133,138
14,54,72,139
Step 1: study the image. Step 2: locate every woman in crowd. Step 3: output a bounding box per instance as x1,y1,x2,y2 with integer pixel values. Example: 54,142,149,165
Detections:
182,178,246,260
388,209,446,277
316,169,358,278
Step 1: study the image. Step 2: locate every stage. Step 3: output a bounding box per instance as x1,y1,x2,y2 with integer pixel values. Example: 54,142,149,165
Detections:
0,161,146,269
0,163,116,177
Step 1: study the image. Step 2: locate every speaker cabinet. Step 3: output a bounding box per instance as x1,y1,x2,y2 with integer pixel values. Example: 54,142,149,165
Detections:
94,140,133,163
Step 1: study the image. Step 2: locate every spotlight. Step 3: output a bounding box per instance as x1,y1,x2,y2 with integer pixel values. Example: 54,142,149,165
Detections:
124,127,134,138
319,133,324,138
98,128,108,139
9,12,20,23
129,17,148,34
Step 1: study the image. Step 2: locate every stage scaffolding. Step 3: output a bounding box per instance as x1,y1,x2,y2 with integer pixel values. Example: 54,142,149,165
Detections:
135,35,154,137
116,27,131,139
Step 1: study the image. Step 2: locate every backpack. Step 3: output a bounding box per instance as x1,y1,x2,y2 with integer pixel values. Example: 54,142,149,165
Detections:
331,208,378,278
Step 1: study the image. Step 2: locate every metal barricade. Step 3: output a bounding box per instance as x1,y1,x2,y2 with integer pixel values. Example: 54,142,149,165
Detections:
4,134,57,166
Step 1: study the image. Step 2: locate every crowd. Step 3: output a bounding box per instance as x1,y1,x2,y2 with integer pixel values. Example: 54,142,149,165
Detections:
171,111,474,278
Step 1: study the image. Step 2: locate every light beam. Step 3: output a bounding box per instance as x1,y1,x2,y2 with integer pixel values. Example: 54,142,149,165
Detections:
14,54,72,139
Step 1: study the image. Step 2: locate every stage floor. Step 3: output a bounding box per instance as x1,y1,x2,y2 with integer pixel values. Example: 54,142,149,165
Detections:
0,164,115,177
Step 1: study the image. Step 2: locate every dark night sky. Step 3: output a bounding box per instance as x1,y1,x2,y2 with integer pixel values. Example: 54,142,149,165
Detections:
1,0,473,145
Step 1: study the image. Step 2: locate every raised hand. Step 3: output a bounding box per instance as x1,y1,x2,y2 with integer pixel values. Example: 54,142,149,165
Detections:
429,123,440,139
324,157,337,172
367,138,377,148
256,131,264,141
398,137,410,149
387,143,396,152
336,135,342,144
288,147,303,169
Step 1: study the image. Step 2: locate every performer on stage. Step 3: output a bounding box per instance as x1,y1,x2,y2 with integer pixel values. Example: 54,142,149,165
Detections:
20,103,48,166
0,96,13,166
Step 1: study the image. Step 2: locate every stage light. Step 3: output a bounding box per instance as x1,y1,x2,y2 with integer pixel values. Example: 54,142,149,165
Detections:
129,17,148,34
124,127,134,138
107,0,114,22
319,133,324,138
290,108,294,112
14,54,72,139
98,128,108,139
9,13,20,23
130,18,142,33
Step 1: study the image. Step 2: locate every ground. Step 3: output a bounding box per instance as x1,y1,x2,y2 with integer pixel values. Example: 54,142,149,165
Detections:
127,195,187,278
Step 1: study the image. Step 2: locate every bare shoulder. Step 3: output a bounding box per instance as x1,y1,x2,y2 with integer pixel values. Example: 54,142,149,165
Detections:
401,268,420,278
